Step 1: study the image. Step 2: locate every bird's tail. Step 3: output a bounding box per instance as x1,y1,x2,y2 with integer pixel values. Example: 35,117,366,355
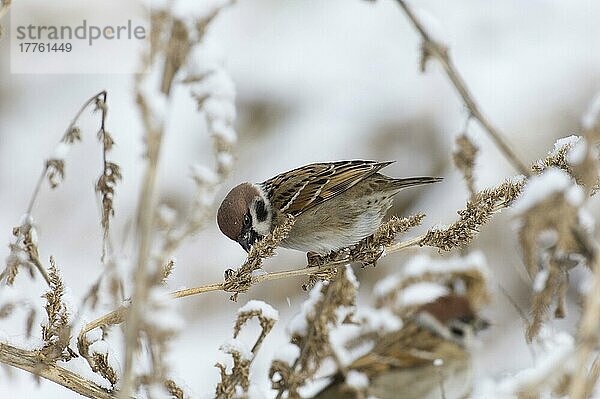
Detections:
391,176,443,190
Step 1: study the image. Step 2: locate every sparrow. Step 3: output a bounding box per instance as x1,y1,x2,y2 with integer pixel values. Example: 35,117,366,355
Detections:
313,294,490,399
217,160,441,254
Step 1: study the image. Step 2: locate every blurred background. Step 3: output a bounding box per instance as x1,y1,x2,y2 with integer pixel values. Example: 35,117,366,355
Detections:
1,0,600,397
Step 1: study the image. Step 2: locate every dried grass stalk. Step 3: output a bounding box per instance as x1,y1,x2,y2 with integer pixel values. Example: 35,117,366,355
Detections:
271,267,358,398
303,214,425,289
453,133,479,195
39,256,76,363
420,179,524,251
216,301,278,398
223,215,295,301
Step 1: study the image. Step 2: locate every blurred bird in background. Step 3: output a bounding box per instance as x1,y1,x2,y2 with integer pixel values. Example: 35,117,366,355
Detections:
314,294,489,399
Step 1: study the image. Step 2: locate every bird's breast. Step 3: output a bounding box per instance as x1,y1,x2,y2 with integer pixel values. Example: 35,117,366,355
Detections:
278,190,394,254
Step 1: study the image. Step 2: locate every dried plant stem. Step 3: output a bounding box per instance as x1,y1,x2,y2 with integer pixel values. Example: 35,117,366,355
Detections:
21,90,109,286
395,0,530,177
30,254,52,288
569,247,600,399
0,0,11,17
94,91,116,256
0,343,119,399
385,235,425,253
174,237,424,299
274,268,343,399
26,169,49,216
119,107,165,397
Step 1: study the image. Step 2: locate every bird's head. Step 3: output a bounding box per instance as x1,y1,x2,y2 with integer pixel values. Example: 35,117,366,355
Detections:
415,294,490,346
217,183,273,252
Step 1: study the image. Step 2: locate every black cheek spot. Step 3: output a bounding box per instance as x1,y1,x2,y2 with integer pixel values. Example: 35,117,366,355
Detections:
450,326,464,337
256,199,268,222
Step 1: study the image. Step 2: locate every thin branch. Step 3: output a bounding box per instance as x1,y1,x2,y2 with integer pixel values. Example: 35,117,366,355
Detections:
395,0,530,176
78,233,425,337
175,232,428,299
25,169,48,216
0,343,119,399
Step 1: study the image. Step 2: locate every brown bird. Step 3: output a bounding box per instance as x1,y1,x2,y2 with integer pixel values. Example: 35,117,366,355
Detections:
313,295,489,399
217,160,441,254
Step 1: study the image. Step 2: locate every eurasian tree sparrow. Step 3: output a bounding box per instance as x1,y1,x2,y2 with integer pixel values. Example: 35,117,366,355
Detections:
314,294,489,399
217,160,441,254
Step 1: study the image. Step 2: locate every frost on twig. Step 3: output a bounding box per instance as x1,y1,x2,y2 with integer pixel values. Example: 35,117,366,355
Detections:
374,252,490,315
270,266,358,398
223,215,295,301
478,330,575,398
531,135,600,194
215,300,279,399
532,135,582,176
513,167,594,341
77,336,119,388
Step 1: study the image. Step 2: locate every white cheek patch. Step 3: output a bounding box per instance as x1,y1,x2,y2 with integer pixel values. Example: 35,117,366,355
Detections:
414,312,453,341
250,185,273,237
250,200,272,237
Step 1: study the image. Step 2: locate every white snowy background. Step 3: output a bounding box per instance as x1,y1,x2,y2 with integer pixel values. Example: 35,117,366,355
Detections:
1,0,600,397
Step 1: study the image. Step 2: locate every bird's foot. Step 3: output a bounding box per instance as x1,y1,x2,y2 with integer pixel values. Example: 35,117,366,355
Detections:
307,251,325,267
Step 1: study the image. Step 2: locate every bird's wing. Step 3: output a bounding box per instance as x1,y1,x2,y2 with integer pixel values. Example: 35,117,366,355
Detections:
261,160,393,216
350,325,431,371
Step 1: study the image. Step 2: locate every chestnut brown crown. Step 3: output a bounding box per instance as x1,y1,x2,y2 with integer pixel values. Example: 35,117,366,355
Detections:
217,183,259,241
419,294,475,325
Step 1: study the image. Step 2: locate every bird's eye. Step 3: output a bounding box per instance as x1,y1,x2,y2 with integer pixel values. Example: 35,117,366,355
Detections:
244,213,251,227
450,326,464,337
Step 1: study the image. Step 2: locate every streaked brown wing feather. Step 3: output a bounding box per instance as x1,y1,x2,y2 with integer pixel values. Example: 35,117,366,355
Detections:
350,325,449,374
262,160,393,216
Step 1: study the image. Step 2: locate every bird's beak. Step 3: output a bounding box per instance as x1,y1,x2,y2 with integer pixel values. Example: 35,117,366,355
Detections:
238,230,261,253
239,237,252,253
474,316,491,332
